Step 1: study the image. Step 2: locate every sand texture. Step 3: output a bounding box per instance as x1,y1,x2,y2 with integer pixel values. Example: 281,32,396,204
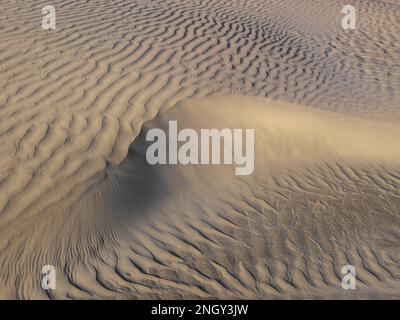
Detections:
0,0,399,299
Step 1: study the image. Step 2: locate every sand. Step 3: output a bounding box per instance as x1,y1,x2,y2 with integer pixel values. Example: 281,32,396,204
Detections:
0,0,399,299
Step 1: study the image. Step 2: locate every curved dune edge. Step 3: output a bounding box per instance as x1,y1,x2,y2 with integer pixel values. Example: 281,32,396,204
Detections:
1,96,399,299
1,0,399,299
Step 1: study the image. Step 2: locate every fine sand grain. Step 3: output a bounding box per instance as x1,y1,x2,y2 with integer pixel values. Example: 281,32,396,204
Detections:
0,0,399,299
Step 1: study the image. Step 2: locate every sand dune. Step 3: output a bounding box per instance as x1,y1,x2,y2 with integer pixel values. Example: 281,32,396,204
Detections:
0,0,399,299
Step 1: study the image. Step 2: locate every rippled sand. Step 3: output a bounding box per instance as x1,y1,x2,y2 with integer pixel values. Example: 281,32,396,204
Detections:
0,0,399,299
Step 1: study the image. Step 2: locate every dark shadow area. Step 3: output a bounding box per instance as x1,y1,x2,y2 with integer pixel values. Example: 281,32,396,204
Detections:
90,116,185,225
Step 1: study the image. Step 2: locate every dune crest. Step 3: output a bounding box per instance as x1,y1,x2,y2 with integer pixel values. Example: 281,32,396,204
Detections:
2,96,400,299
0,0,399,299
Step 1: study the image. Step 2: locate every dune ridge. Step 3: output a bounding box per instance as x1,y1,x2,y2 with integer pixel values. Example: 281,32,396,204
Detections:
0,0,399,299
1,96,400,299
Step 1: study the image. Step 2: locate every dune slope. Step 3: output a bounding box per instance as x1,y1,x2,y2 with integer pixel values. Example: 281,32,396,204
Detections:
0,0,399,299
